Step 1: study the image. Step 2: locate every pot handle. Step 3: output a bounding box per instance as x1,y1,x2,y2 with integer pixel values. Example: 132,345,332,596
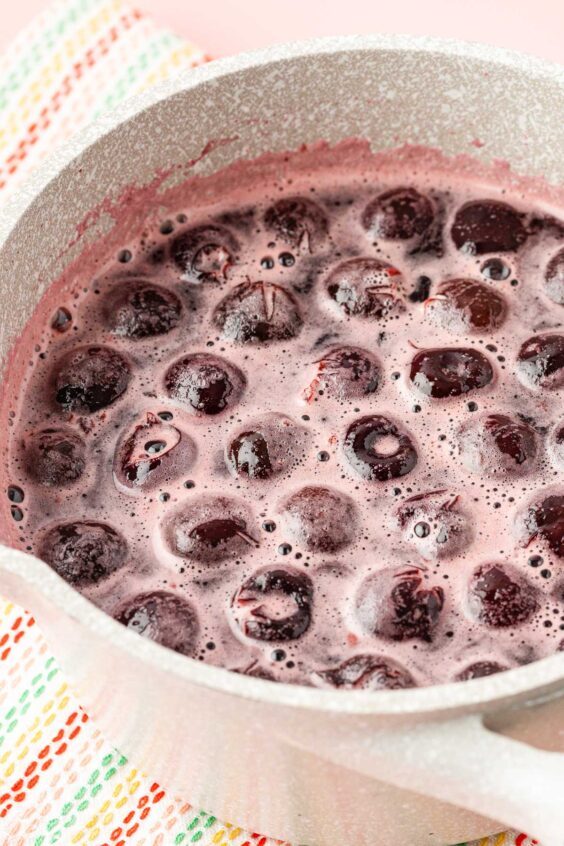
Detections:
284,708,564,846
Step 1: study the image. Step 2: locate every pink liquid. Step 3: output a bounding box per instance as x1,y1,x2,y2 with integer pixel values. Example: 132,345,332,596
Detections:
2,142,564,690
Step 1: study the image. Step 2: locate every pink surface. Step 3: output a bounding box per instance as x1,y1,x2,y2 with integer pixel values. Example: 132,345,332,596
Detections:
1,0,563,62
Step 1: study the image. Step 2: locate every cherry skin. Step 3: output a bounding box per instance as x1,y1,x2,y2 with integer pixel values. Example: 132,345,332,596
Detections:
325,257,405,320
54,345,131,413
343,415,418,481
171,224,239,283
424,278,507,334
113,412,196,492
279,485,358,553
545,247,564,305
516,334,564,390
468,563,538,627
213,280,303,343
38,521,127,587
409,347,494,399
226,413,307,481
164,495,257,565
356,567,445,643
304,346,381,403
22,427,85,487
362,187,434,240
164,353,245,416
395,490,473,560
263,196,328,250
451,200,527,254
232,566,314,642
315,654,416,690
115,590,199,656
103,281,182,339
455,661,508,681
458,413,537,477
521,494,564,558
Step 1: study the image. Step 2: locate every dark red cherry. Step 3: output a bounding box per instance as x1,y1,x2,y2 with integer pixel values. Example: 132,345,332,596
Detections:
171,224,239,283
22,427,85,487
409,347,494,399
279,486,357,553
304,346,381,403
343,415,418,482
113,412,196,491
232,566,313,642
325,257,405,320
451,200,527,254
424,278,507,333
545,247,564,305
54,345,130,413
456,661,508,681
356,567,445,643
522,495,564,558
459,413,537,477
103,281,182,339
164,353,245,416
263,196,328,250
316,654,415,690
468,563,538,627
165,495,257,564
396,490,473,560
213,281,302,344
226,413,307,481
38,521,127,587
362,187,434,240
115,590,199,656
517,334,564,390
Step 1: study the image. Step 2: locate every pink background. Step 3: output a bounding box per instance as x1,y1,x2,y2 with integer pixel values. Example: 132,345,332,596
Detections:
0,0,563,63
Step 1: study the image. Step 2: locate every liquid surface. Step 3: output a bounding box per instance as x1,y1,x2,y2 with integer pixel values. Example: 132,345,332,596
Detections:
3,144,564,690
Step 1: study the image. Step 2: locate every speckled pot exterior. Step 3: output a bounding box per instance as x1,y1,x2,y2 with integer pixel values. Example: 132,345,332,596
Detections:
0,36,563,846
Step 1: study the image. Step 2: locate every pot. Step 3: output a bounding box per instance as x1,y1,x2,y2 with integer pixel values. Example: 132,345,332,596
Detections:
0,35,563,846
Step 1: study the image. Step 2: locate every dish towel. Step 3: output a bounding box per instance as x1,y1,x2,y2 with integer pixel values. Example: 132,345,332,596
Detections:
0,2,542,844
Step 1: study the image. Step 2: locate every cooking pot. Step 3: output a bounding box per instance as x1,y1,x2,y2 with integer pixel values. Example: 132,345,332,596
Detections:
0,35,563,846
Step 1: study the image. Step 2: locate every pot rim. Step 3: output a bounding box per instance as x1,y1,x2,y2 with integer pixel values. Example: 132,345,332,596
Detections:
1,34,563,717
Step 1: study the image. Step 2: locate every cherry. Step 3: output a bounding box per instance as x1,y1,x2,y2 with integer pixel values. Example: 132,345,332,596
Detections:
522,494,564,558
315,654,416,690
38,521,127,586
164,353,245,415
263,196,328,250
517,334,564,390
468,563,538,628
232,566,313,642
113,412,196,492
343,415,418,482
356,567,445,643
171,224,239,283
226,413,307,480
325,257,405,320
451,200,527,254
545,247,564,305
458,413,537,477
395,490,473,560
54,345,131,413
213,281,303,343
304,346,381,402
164,495,257,564
103,281,182,339
456,661,508,681
279,485,357,553
22,427,85,487
362,187,434,240
409,347,494,399
115,590,199,656
424,278,507,334
549,422,564,468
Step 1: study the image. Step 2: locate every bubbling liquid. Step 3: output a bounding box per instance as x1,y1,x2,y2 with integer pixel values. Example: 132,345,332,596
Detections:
2,143,564,690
